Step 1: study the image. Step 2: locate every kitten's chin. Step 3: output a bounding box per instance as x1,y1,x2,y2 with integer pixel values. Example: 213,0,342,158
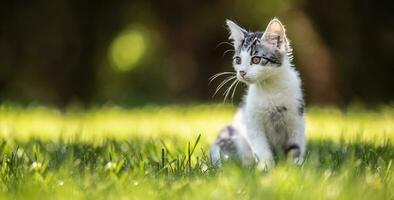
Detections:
239,75,273,85
237,77,254,85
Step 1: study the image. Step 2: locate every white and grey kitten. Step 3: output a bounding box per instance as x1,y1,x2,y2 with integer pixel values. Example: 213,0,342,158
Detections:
210,18,305,170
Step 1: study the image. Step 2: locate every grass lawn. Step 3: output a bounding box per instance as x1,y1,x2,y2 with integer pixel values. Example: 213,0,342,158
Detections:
0,104,393,199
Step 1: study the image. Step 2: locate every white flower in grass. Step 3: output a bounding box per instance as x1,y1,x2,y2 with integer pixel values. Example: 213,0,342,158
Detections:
57,180,64,186
201,164,208,173
105,161,117,171
132,180,139,186
30,161,42,171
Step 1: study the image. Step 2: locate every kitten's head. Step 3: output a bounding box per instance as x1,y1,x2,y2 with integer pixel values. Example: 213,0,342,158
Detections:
226,18,292,84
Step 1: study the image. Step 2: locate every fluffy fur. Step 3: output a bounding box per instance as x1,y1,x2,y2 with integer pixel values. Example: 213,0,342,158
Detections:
210,18,305,170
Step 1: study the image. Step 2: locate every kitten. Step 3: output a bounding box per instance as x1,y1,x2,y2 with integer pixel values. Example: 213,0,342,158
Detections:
210,18,305,170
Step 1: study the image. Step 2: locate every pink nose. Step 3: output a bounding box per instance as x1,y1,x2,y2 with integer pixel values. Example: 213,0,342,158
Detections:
239,71,246,77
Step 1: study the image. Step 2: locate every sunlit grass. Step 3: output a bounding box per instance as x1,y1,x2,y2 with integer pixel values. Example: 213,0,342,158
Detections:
0,105,234,142
1,104,393,143
0,104,393,199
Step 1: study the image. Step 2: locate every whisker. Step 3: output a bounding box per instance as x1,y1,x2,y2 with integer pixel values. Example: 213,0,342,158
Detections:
223,49,235,57
223,79,237,103
224,80,234,103
208,72,235,83
216,41,233,49
215,76,236,94
209,74,235,85
213,76,236,97
231,80,240,101
223,79,238,102
215,75,235,87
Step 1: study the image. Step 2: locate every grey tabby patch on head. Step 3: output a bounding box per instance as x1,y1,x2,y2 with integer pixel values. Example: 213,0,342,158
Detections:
210,18,305,170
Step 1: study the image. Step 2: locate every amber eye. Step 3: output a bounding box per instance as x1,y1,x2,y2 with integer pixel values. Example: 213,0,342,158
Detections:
251,56,261,64
234,57,241,65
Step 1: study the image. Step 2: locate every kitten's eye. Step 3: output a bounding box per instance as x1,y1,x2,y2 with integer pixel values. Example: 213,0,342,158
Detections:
251,56,261,64
234,57,241,65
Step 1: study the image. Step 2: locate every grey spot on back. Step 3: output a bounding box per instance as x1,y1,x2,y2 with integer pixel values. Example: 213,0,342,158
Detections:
297,98,305,115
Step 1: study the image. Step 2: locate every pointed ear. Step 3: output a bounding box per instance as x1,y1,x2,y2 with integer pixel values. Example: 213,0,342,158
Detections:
226,19,247,48
261,18,288,50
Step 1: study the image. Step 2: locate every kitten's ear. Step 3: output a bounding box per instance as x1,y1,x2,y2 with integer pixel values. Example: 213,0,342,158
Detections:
261,18,288,50
226,19,247,48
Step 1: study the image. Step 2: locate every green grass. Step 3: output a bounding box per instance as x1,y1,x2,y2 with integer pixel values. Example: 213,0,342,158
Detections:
0,104,393,199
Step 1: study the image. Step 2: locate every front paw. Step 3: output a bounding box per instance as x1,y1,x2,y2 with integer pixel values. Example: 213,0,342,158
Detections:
256,159,275,171
285,145,304,166
293,156,304,166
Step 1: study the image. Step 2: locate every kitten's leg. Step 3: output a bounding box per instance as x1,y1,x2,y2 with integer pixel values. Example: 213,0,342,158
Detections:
210,142,222,167
236,136,255,166
247,130,274,171
286,121,306,165
235,108,273,170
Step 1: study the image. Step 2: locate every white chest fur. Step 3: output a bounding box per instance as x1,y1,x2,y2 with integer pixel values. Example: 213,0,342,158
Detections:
244,67,303,147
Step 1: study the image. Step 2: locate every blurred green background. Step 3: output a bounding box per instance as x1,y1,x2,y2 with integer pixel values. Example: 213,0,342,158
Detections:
1,0,393,107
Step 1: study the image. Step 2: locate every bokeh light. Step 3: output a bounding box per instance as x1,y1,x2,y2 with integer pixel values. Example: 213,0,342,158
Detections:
109,30,146,71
